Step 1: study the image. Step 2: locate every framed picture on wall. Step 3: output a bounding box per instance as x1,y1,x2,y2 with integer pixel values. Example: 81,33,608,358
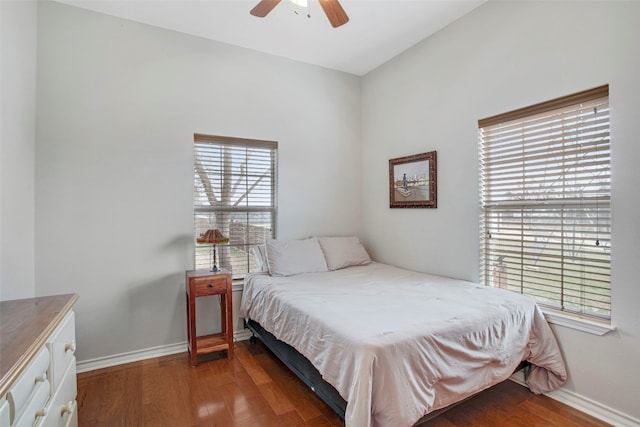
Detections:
389,151,437,208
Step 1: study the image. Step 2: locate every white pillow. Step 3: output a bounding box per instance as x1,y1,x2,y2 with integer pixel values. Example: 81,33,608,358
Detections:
251,244,268,272
265,237,328,276
318,236,371,270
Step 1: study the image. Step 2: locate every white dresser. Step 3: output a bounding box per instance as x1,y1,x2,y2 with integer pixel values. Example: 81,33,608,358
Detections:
0,294,79,427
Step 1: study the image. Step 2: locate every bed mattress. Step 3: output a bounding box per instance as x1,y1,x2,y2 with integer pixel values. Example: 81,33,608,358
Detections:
239,262,567,427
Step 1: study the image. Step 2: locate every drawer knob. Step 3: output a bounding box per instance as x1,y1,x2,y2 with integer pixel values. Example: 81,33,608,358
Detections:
61,401,75,415
35,373,47,383
64,340,76,353
208,283,214,288
35,407,48,417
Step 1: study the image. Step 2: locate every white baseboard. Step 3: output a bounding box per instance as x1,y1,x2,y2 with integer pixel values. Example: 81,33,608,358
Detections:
234,328,253,342
76,329,254,373
510,371,639,427
76,342,187,373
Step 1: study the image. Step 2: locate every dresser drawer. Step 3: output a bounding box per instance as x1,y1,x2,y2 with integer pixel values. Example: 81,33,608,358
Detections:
192,276,229,296
62,400,77,427
11,378,50,427
36,358,77,427
46,312,76,391
0,397,10,426
7,346,50,424
37,400,78,427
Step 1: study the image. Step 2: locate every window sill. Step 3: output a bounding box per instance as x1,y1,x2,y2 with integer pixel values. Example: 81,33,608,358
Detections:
542,309,615,336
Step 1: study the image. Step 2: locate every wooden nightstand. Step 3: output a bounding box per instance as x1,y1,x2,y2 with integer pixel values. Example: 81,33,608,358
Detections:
185,270,233,366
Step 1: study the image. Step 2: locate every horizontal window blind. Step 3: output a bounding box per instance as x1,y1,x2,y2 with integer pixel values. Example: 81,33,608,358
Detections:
479,85,611,320
194,134,277,279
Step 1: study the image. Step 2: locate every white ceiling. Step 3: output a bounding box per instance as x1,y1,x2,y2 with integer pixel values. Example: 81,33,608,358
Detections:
53,0,486,76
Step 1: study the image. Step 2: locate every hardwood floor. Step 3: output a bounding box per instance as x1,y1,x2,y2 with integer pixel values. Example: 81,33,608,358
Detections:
77,340,610,427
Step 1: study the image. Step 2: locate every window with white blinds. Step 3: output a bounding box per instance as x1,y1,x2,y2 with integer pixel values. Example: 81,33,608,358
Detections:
478,85,611,321
193,134,277,279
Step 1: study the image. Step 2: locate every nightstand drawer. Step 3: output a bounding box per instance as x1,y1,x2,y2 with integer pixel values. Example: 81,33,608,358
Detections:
192,277,228,296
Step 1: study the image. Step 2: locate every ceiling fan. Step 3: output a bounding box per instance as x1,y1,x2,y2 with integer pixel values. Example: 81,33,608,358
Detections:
250,0,349,28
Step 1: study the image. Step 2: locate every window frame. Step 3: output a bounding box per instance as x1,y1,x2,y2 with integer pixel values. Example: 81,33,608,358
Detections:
193,134,277,280
478,85,611,324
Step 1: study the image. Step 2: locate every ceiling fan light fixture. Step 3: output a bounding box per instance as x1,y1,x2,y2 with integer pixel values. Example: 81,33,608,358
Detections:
250,0,348,28
289,0,309,17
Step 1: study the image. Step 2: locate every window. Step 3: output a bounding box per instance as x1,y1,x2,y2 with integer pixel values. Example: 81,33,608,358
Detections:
193,134,277,279
478,85,610,321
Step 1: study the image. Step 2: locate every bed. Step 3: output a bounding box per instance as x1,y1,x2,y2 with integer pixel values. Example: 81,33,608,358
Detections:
239,237,567,427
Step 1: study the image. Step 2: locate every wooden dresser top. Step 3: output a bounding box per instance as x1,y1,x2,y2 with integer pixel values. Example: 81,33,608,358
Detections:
0,293,79,396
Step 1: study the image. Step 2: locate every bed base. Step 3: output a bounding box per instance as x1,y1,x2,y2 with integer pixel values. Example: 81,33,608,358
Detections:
245,319,529,424
245,319,347,418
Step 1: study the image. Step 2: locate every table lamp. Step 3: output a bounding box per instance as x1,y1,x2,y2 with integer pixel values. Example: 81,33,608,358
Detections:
196,229,229,272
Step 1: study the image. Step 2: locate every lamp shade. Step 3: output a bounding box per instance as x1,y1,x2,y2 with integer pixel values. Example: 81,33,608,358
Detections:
196,229,229,244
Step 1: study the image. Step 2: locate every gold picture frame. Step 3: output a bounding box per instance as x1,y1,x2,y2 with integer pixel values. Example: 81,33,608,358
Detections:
389,151,437,208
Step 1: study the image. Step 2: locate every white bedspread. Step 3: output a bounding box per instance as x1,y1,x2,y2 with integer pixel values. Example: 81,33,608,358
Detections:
239,263,567,427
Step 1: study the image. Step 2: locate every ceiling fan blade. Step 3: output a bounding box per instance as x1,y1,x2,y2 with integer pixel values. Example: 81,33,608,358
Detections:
318,0,349,28
250,0,282,18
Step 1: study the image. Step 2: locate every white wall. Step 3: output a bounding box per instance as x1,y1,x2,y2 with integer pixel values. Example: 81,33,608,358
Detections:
0,0,37,301
4,0,637,422
34,1,361,362
361,0,640,422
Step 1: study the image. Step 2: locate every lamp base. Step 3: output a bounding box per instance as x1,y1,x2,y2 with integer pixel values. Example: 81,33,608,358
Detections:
210,243,221,272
